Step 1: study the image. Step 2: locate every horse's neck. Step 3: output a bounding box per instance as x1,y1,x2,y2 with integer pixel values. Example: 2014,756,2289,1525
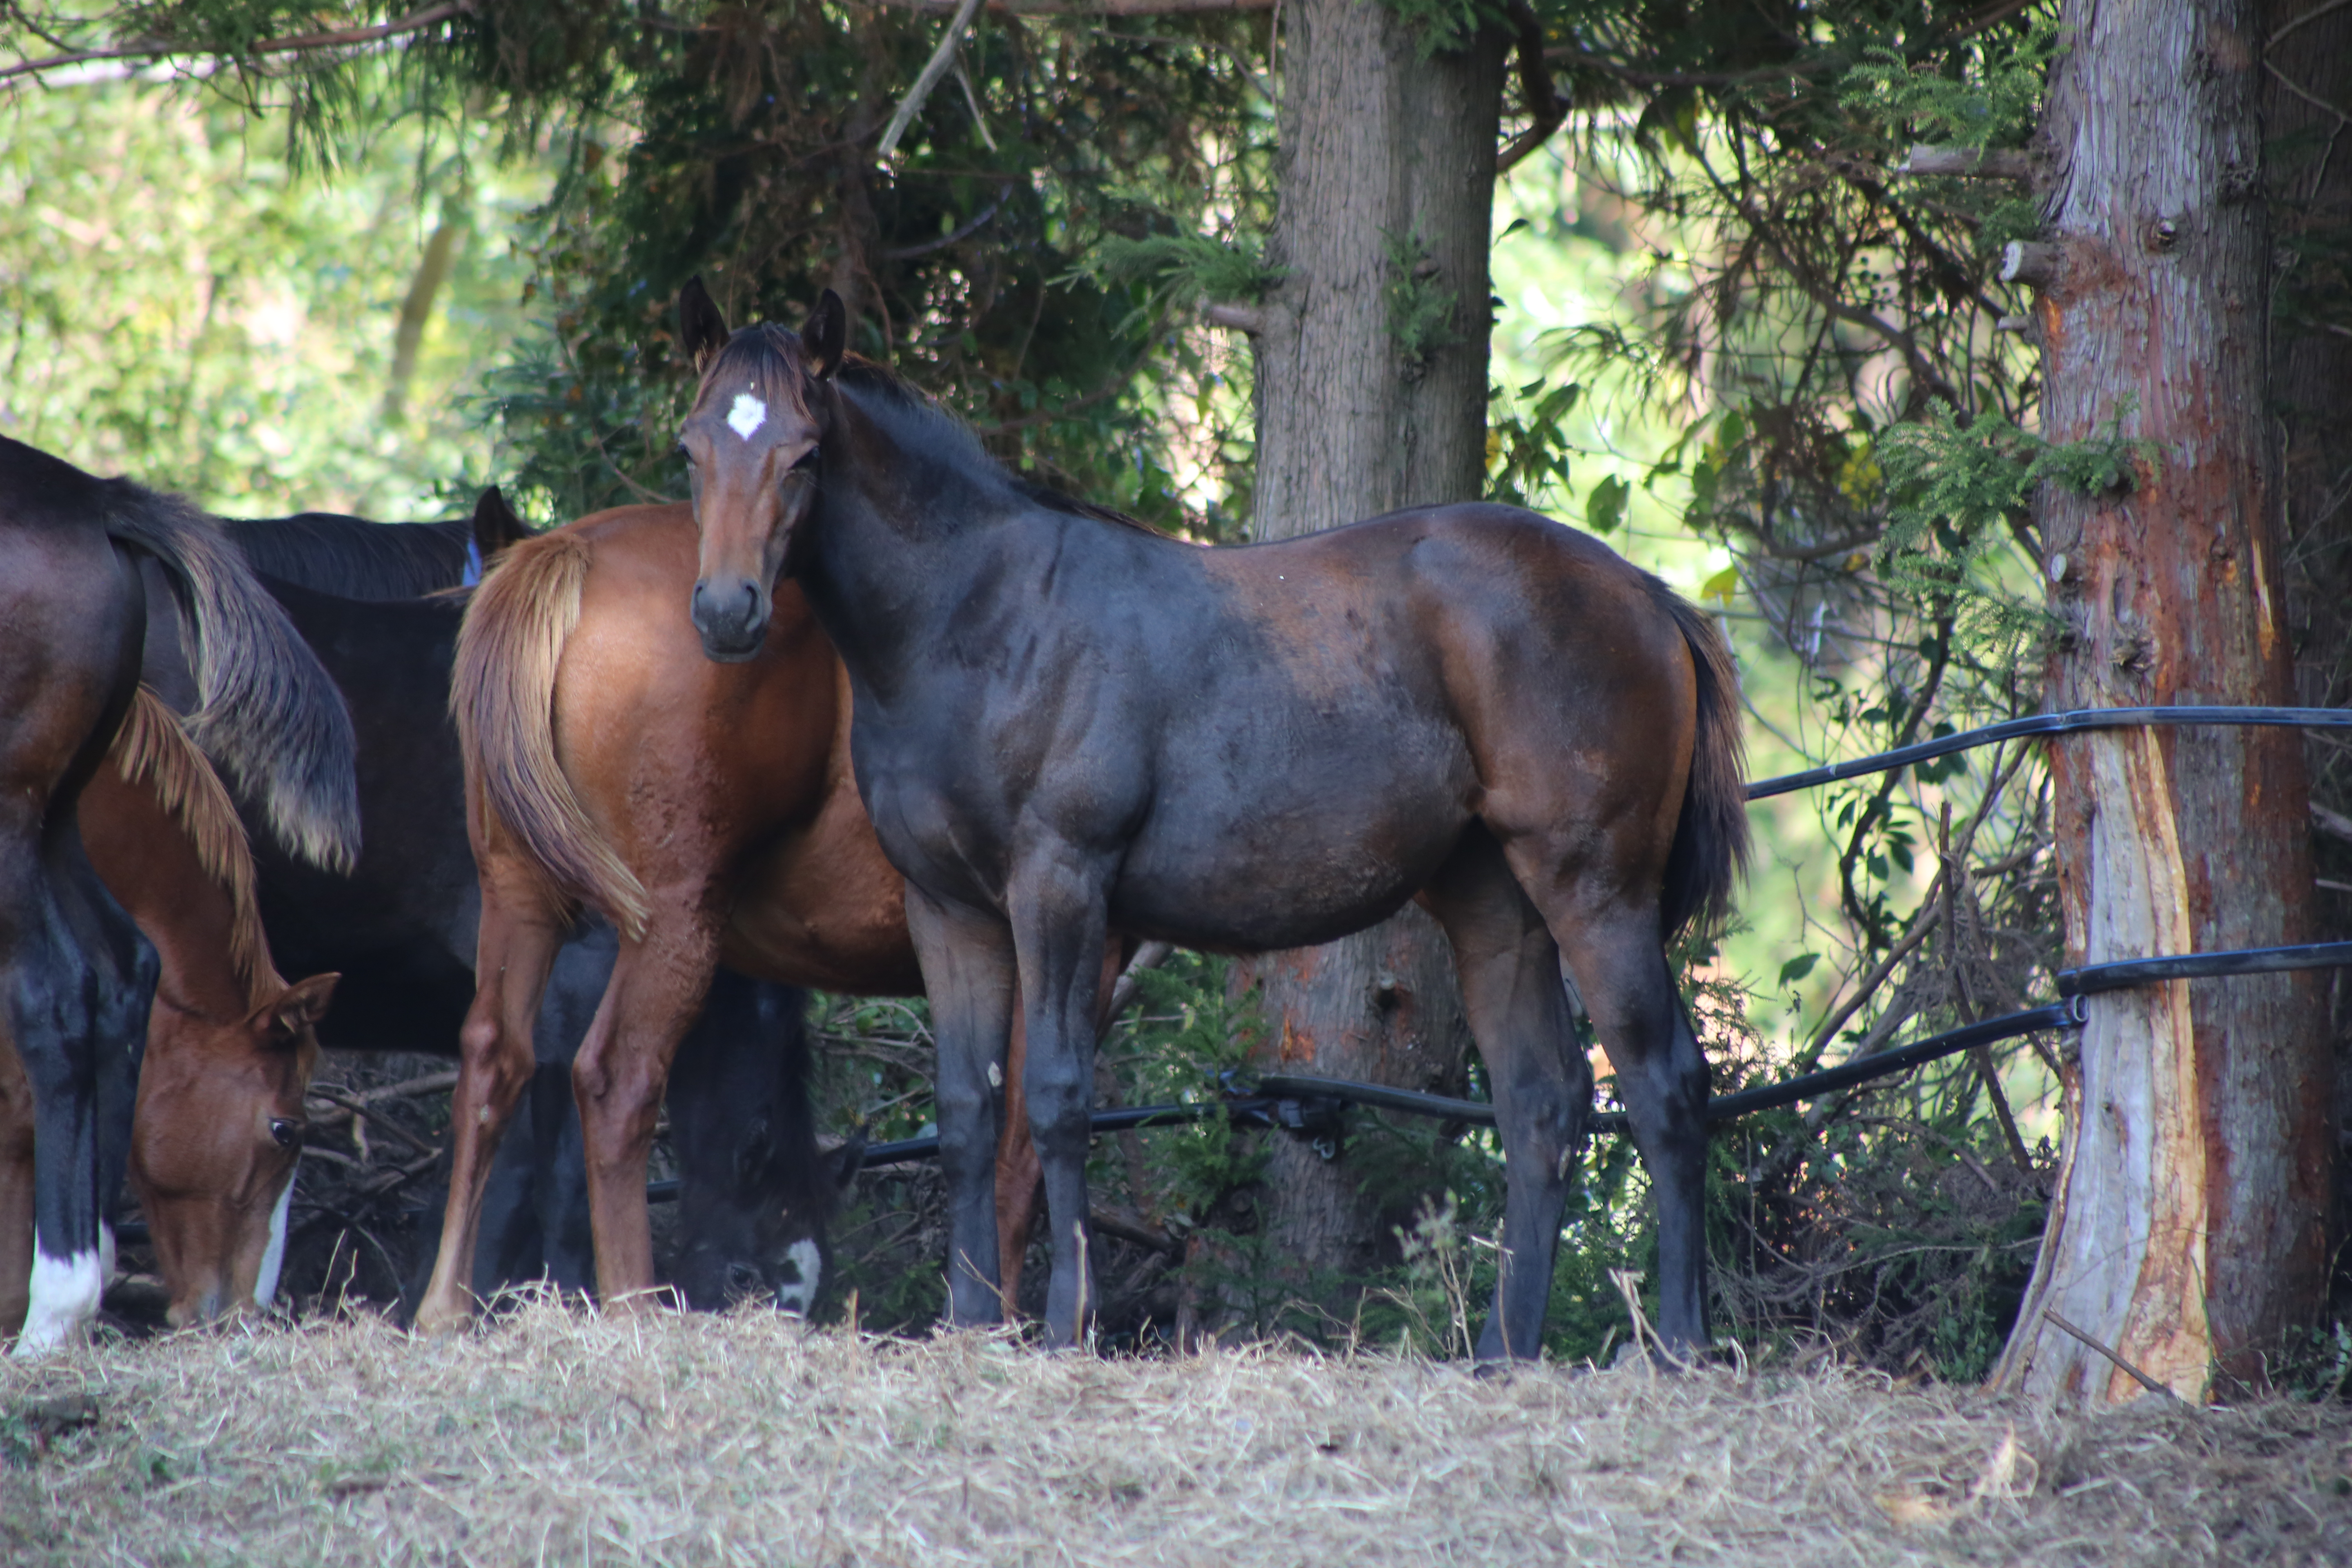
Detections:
803,405,1008,690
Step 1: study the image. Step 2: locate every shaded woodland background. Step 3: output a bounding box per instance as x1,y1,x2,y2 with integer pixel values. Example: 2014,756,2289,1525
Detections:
3,0,2347,1393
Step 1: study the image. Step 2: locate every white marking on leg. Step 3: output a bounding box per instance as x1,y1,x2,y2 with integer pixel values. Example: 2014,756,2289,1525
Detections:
253,1173,295,1310
98,1221,116,1286
14,1247,102,1357
727,391,767,440
775,1239,822,1316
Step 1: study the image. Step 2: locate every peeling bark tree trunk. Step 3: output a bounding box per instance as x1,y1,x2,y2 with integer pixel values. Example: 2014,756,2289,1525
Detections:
1226,0,1505,1296
1995,0,2329,1405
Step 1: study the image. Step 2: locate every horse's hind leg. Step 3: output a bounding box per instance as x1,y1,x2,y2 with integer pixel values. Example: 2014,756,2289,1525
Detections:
569,902,722,1310
1519,873,1711,1359
415,863,566,1333
1421,830,1587,1363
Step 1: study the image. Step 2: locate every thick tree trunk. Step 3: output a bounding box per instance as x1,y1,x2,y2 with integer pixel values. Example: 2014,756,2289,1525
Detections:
1995,0,2328,1405
2261,0,2352,1309
1227,0,1504,1295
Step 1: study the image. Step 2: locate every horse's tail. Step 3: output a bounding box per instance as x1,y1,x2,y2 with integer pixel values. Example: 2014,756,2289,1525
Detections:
453,530,651,935
1654,584,1751,941
104,488,360,873
107,687,279,1002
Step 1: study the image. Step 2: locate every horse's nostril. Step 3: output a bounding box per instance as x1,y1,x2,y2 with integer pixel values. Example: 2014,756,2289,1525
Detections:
268,1118,301,1148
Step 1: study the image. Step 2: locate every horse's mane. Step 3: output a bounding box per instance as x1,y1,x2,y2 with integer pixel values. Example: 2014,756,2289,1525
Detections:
225,513,471,599
712,329,1163,538
109,687,278,1006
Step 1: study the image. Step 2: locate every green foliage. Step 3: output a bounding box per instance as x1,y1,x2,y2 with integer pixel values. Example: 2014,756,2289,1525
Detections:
1483,378,1580,510
1087,231,1283,310
1874,401,2145,656
1838,17,2063,151
1376,0,1511,59
0,71,538,514
1383,229,1459,370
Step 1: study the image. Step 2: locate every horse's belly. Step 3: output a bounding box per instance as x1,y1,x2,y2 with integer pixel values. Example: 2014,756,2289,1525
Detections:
1111,794,1465,953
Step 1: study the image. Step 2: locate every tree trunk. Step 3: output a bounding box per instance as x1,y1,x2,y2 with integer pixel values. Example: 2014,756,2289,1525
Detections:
1227,0,1504,1299
2261,0,2352,1309
1994,0,2328,1405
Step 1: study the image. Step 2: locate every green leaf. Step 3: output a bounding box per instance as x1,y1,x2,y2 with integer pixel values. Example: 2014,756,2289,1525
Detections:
1699,565,1739,605
1586,474,1628,534
1778,953,1820,986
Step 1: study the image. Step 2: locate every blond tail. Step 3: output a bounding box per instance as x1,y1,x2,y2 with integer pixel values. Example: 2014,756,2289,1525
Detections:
452,532,651,935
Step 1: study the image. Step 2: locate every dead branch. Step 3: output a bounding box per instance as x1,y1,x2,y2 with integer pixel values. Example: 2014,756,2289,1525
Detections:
305,1085,443,1160
1898,145,2036,180
2040,1309,2188,1404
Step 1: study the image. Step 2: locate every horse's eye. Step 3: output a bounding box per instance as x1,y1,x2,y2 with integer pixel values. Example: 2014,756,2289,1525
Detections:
790,448,819,472
675,441,693,463
268,1118,301,1149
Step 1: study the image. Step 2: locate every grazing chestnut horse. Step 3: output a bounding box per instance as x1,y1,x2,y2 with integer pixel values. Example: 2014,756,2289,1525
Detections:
0,435,357,1355
84,692,338,1327
415,504,1095,1330
675,285,1749,1360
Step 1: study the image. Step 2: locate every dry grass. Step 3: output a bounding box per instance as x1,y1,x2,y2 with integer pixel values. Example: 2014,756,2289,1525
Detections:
4,1299,2348,1567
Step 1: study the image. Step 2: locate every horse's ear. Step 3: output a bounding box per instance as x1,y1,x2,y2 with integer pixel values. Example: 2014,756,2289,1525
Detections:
261,973,339,1046
471,485,529,559
802,290,846,381
679,276,731,375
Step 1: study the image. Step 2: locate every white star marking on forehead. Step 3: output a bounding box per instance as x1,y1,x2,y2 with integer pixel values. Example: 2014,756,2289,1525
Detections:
727,390,768,440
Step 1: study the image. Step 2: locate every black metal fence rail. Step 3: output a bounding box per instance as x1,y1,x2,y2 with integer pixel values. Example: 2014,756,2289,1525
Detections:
845,704,2352,1169
1746,705,2352,800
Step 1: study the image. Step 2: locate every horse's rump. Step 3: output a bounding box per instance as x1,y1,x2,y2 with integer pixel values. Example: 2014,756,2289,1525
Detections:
454,528,652,934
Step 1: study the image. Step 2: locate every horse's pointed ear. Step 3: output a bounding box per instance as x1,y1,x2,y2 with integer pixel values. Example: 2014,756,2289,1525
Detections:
679,276,731,374
261,973,340,1046
471,485,529,559
803,290,846,381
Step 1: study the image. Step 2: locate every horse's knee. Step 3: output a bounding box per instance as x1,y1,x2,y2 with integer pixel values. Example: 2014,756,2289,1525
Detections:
459,1012,533,1107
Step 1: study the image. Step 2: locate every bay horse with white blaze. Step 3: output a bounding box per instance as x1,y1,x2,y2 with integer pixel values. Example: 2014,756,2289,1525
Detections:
415,501,1100,1330
0,435,357,1354
675,284,1749,1360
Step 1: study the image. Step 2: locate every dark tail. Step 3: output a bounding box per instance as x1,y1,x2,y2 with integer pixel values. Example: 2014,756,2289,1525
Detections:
104,487,360,873
1655,586,1751,940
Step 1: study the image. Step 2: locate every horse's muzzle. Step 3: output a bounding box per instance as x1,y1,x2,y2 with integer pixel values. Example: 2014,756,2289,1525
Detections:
690,576,769,663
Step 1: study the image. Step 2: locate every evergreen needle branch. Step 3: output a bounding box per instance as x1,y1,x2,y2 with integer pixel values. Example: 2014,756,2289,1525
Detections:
0,2,470,88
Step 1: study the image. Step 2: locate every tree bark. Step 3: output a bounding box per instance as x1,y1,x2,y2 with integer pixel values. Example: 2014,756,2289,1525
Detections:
1995,0,2328,1406
1228,0,1505,1297
2261,0,2352,1312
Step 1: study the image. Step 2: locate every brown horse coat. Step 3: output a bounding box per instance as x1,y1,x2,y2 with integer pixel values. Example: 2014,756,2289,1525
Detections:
418,504,1093,1328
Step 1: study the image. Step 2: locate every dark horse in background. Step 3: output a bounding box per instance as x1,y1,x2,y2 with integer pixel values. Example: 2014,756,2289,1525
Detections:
141,497,844,1312
0,434,358,1354
674,284,1750,1360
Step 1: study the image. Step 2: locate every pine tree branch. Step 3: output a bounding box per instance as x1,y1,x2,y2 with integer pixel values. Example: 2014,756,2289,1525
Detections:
1,3,470,88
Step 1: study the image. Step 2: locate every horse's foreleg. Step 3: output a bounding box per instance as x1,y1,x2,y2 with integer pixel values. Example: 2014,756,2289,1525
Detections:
7,843,154,1357
415,877,564,1334
993,944,1126,1311
1424,834,1586,1363
1005,853,1113,1350
995,1003,1041,1304
904,884,1017,1328
570,911,718,1311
